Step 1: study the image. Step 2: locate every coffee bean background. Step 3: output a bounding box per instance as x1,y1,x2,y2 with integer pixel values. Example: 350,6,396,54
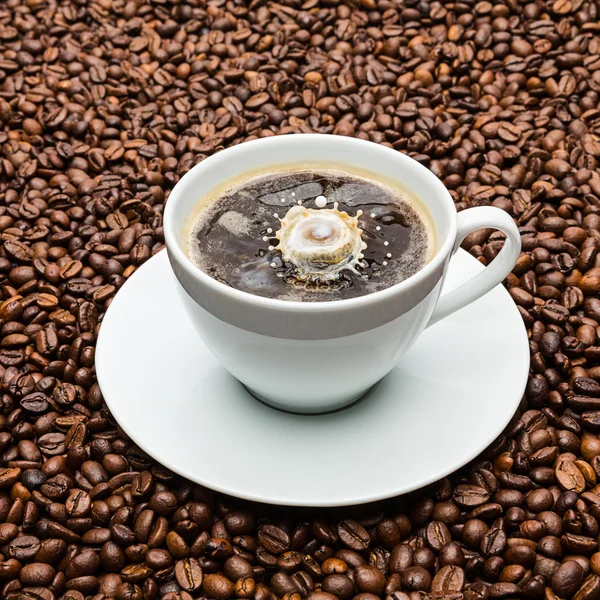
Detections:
2,0,600,599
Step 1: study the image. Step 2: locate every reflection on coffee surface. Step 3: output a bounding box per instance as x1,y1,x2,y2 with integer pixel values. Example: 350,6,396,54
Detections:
185,169,434,301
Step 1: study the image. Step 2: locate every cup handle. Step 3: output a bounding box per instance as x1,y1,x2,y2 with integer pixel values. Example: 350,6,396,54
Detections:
427,206,521,327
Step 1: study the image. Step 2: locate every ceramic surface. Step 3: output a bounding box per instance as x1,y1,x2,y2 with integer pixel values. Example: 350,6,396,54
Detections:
96,249,529,507
163,134,521,412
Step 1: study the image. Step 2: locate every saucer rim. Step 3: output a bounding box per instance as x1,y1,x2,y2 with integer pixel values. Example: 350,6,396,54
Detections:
97,249,529,507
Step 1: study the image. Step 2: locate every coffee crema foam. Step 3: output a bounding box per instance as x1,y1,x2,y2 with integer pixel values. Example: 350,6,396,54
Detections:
185,169,434,302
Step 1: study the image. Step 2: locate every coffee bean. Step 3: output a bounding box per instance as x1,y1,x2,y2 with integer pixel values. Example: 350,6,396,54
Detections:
453,485,491,508
308,594,338,600
35,538,67,565
0,558,21,580
100,541,126,572
431,566,466,594
8,535,41,561
271,571,298,596
432,502,461,524
224,556,254,581
463,520,489,549
337,520,370,552
505,543,536,565
489,582,519,598
5,240,33,263
20,562,55,586
355,565,386,595
481,527,507,556
65,490,91,518
390,544,414,574
323,574,355,599
0,2,599,598
65,548,100,579
224,511,253,535
440,542,465,567
413,547,435,571
258,524,291,554
175,558,203,592
375,519,402,549
402,567,432,592
426,521,451,551
552,560,585,597
0,467,21,488
203,573,235,600
562,533,599,554
575,574,600,600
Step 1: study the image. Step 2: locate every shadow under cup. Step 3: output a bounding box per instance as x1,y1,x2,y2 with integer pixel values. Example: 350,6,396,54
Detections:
164,135,456,414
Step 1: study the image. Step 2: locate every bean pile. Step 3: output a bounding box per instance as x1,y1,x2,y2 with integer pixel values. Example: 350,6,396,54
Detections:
2,0,600,599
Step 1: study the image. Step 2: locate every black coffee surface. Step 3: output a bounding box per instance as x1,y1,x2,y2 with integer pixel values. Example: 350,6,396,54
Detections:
186,170,432,301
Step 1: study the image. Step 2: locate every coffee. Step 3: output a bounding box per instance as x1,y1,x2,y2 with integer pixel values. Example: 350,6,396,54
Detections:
185,169,433,301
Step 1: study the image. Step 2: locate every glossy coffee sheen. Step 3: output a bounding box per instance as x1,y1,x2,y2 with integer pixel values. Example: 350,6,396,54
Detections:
185,169,433,301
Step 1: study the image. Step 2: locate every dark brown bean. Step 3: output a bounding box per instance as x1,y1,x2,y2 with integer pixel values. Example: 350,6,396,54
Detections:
337,520,370,551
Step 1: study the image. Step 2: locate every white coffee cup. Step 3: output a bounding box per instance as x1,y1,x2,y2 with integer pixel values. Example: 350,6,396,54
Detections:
164,135,521,414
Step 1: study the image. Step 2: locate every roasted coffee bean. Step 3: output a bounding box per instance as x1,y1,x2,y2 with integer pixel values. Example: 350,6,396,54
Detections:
148,491,177,516
35,538,67,565
224,555,253,581
65,548,100,579
337,520,370,551
489,582,519,598
390,544,414,574
413,547,435,571
481,527,507,556
454,486,491,508
402,567,432,592
355,565,386,595
323,574,355,599
203,573,235,600
552,560,585,597
8,535,41,560
574,575,600,600
431,566,466,594
463,520,489,549
258,524,291,554
20,562,56,586
174,558,203,592
376,519,402,549
440,542,465,567
1,1,600,598
426,521,451,551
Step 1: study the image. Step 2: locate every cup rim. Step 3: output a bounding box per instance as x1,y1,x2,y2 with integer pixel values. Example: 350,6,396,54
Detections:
164,134,457,313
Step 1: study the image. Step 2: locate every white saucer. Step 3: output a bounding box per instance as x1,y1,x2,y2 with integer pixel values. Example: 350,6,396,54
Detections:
96,249,529,507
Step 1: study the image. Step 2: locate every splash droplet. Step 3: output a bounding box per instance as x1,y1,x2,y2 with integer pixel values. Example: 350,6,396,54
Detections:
315,195,327,208
274,205,366,282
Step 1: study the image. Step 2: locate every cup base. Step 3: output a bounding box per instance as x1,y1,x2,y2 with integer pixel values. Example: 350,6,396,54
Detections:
243,384,374,415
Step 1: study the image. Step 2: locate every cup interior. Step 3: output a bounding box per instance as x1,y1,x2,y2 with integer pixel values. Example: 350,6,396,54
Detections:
165,134,456,300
